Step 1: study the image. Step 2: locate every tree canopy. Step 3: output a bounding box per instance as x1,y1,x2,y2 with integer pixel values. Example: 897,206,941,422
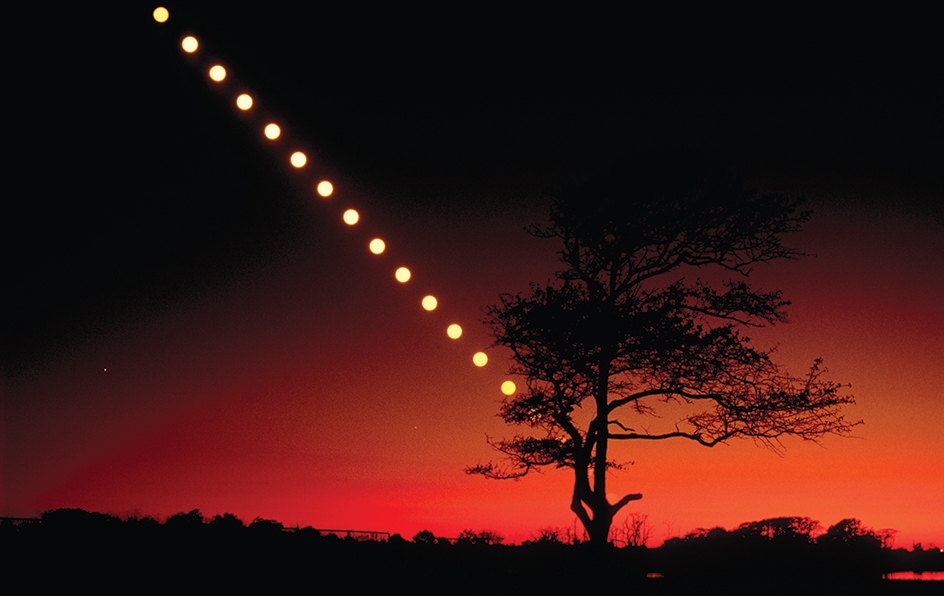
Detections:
467,158,858,545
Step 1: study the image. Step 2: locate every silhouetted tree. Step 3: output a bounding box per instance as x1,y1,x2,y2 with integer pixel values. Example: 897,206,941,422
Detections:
613,512,652,548
818,518,875,544
467,158,858,546
736,516,821,541
456,529,505,546
208,512,245,532
248,516,284,534
164,509,205,529
412,529,436,545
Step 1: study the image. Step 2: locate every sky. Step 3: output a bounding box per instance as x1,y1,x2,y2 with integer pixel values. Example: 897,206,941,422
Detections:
3,4,942,546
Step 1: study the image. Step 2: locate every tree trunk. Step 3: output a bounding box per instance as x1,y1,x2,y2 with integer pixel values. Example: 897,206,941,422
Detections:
589,351,614,546
571,455,617,546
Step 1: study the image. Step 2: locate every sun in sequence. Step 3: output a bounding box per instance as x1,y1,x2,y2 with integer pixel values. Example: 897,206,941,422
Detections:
317,181,333,197
290,152,307,168
153,11,518,390
236,94,253,110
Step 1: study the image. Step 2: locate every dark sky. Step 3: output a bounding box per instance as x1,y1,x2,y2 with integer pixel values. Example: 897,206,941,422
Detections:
4,4,942,544
7,4,941,360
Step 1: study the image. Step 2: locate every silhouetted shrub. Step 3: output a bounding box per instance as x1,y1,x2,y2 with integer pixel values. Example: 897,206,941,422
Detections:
164,509,205,531
412,529,436,545
456,529,504,546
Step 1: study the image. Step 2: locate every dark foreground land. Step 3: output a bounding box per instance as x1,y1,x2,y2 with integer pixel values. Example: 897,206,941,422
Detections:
3,510,941,594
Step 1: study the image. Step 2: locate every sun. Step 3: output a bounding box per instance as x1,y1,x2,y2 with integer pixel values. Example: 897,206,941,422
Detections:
236,94,253,110
290,152,307,168
317,181,333,197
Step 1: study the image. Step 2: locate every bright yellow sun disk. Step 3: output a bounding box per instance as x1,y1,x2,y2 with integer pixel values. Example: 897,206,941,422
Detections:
181,36,198,53
369,239,385,254
501,380,517,395
473,352,488,367
317,181,333,197
153,7,169,23
395,267,411,283
422,295,438,311
209,65,226,81
264,124,280,139
290,152,307,168
343,209,359,225
236,94,253,110
447,324,462,339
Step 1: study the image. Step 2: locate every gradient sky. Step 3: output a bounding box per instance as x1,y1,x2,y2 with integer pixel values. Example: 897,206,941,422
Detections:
4,4,942,547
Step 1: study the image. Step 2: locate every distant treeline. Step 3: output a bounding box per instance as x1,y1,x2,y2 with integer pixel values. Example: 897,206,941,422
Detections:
2,509,941,592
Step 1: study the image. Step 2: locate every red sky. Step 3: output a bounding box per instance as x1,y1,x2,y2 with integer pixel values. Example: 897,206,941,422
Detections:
3,4,942,547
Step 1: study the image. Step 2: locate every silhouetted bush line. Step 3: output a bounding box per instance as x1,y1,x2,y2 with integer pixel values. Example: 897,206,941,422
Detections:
2,510,941,592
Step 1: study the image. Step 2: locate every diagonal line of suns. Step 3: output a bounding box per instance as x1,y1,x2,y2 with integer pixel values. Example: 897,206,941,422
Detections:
151,6,518,398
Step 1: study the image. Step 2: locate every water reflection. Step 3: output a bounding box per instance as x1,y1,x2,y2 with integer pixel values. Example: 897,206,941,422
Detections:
883,571,944,581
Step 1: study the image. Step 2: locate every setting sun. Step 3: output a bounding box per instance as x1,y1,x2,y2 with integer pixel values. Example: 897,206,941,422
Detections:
422,296,437,311
317,181,333,197
343,209,359,225
181,36,198,53
152,7,169,23
209,65,226,82
501,381,517,396
236,94,253,110
473,352,488,367
290,152,307,168
395,267,411,283
264,124,280,140
447,324,462,339
369,239,385,254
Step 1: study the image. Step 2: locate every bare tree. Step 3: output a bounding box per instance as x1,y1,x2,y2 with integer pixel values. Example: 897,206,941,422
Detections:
467,158,858,546
613,512,652,548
